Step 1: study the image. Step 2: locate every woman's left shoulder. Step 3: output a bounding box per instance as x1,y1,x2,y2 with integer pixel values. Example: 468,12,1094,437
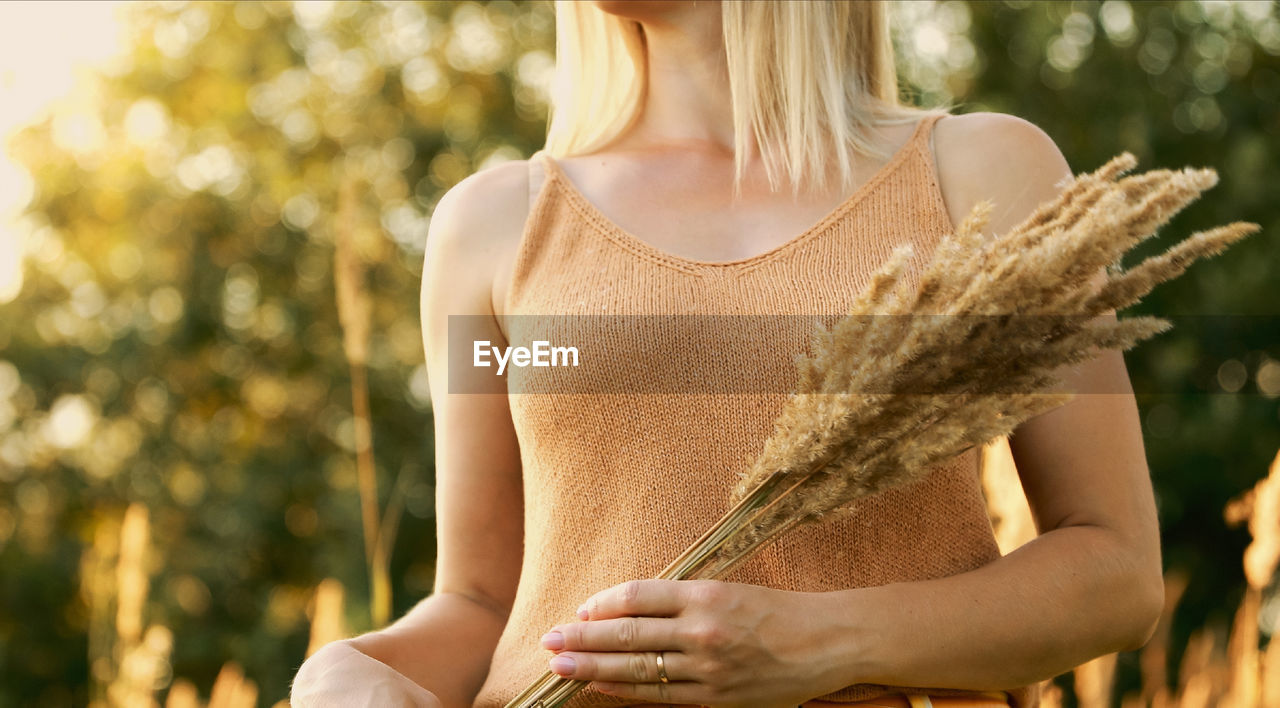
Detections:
931,111,1075,235
935,111,1066,160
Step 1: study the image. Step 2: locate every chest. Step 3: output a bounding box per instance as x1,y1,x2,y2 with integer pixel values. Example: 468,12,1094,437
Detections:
576,176,868,263
495,136,962,324
571,150,929,261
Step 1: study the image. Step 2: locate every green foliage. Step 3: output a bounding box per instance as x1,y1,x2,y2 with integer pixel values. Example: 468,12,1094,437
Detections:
0,1,552,704
0,1,1275,705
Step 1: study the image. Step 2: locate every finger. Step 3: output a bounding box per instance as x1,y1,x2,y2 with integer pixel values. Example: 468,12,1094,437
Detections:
544,617,685,653
579,579,689,621
592,677,704,705
548,649,691,686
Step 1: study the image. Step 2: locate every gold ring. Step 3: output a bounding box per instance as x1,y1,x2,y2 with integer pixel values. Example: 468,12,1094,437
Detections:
655,651,669,684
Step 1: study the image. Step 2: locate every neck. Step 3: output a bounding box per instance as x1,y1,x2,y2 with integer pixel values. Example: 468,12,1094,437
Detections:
620,4,743,157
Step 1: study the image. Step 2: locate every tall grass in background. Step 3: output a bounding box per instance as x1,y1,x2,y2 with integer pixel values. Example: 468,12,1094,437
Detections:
76,173,400,708
80,501,347,707
334,174,408,630
81,502,263,708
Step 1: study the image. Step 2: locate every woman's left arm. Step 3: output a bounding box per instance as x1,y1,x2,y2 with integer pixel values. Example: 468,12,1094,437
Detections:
806,112,1166,689
818,339,1164,690
538,113,1163,704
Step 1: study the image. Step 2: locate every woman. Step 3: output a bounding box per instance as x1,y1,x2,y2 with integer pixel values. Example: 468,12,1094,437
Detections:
291,2,1163,707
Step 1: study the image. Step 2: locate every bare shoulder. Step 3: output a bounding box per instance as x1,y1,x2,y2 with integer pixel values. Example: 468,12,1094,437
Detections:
422,158,532,320
427,157,531,268
932,111,1074,235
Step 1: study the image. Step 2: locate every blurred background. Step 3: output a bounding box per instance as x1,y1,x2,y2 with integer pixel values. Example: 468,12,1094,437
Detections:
0,1,1276,706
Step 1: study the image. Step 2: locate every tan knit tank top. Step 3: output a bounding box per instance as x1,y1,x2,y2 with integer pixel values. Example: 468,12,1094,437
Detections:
472,114,1034,708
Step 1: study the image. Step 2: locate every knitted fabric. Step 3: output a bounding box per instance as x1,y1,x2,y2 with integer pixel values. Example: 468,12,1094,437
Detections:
471,114,1036,708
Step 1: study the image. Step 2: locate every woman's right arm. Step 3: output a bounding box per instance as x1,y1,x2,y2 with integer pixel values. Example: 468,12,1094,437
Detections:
292,161,531,708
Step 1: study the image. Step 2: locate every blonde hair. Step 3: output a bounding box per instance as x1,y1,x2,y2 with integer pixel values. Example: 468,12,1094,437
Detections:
543,0,953,195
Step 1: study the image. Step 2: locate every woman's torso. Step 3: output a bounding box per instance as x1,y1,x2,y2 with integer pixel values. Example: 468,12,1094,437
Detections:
471,113,1034,708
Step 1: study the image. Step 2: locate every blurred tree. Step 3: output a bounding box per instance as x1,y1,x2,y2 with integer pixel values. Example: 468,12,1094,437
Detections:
0,1,1274,706
0,1,553,704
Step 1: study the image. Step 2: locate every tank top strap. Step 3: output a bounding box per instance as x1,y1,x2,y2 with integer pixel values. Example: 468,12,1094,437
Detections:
527,148,549,212
920,112,945,174
887,111,943,165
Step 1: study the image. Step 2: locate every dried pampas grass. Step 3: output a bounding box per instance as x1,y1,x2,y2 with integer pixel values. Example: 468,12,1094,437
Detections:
506,153,1260,708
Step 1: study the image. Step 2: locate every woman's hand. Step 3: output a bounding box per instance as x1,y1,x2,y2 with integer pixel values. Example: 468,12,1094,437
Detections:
291,639,445,708
539,578,850,708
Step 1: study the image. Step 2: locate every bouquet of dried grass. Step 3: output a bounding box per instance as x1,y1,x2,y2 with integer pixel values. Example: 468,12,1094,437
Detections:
506,153,1260,708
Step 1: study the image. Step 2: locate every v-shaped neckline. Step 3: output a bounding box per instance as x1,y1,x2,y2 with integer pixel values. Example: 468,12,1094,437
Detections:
536,115,934,273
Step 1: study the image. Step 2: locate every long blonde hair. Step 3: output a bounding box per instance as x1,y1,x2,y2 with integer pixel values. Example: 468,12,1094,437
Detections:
543,0,953,195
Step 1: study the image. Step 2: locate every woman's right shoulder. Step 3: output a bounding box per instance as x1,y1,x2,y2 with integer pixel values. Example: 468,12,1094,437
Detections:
422,157,540,320
427,157,536,259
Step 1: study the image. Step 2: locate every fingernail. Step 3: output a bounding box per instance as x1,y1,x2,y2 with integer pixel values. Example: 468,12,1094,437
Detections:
549,655,575,674
576,604,588,620
540,631,564,650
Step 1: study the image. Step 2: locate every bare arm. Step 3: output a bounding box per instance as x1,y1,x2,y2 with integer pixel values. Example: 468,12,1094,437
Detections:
293,160,530,707
814,113,1163,688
